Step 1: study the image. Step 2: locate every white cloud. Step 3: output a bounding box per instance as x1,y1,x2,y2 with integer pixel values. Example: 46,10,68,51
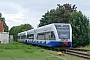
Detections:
0,0,90,30
1,2,28,29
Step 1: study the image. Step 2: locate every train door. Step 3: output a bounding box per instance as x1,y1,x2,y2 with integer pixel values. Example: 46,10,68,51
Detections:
45,31,56,40
45,32,51,44
45,32,51,40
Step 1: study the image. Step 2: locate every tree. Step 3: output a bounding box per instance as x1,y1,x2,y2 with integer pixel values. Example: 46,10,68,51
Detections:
69,11,89,47
88,24,90,44
0,13,8,32
38,3,77,27
38,3,90,47
9,24,33,41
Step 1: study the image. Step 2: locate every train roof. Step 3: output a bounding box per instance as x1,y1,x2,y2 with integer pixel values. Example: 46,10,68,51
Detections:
38,23,70,27
18,31,27,36
35,23,71,33
36,23,70,29
53,23,69,24
27,29,35,34
18,23,71,35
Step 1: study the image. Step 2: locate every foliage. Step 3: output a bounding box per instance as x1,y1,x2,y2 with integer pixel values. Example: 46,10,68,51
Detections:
79,44,90,50
38,3,77,27
69,11,89,47
9,24,33,41
38,3,89,47
89,24,90,44
0,13,8,32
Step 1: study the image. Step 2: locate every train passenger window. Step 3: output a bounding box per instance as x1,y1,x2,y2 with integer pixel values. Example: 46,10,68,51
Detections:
21,35,26,39
37,33,45,40
45,31,56,40
50,31,56,40
18,36,20,39
27,34,34,39
27,35,30,39
37,31,56,40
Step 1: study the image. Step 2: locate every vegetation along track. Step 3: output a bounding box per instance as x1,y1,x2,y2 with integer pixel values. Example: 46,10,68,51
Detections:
65,48,90,60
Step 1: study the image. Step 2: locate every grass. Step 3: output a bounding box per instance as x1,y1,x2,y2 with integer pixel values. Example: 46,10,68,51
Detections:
81,44,90,50
0,42,85,60
0,42,62,60
76,44,90,50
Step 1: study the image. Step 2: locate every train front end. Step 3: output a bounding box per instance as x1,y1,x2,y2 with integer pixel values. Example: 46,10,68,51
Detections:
55,24,72,48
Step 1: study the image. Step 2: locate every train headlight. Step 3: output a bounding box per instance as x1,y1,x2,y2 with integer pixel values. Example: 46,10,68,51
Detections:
68,39,70,41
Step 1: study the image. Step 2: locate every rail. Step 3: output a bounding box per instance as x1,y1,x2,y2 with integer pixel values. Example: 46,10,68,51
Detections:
65,49,90,60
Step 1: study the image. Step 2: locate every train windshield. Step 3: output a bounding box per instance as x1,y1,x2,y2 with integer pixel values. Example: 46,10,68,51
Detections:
55,25,70,39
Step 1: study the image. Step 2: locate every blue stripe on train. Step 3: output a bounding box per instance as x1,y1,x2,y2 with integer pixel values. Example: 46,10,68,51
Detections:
68,42,72,46
38,41,72,47
22,40,72,47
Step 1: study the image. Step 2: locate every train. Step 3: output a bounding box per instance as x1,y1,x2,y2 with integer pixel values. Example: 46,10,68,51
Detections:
17,23,72,49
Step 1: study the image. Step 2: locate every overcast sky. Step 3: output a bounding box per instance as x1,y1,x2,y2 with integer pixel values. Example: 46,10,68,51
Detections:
0,0,90,29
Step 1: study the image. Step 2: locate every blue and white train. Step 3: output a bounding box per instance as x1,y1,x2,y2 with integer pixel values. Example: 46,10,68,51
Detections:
17,23,72,48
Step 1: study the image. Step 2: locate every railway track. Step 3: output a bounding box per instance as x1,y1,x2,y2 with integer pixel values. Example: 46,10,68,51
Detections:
42,47,90,59
42,47,90,60
25,43,90,60
65,48,90,60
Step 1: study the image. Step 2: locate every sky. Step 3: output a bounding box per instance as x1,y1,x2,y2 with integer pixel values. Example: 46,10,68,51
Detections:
0,0,90,29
